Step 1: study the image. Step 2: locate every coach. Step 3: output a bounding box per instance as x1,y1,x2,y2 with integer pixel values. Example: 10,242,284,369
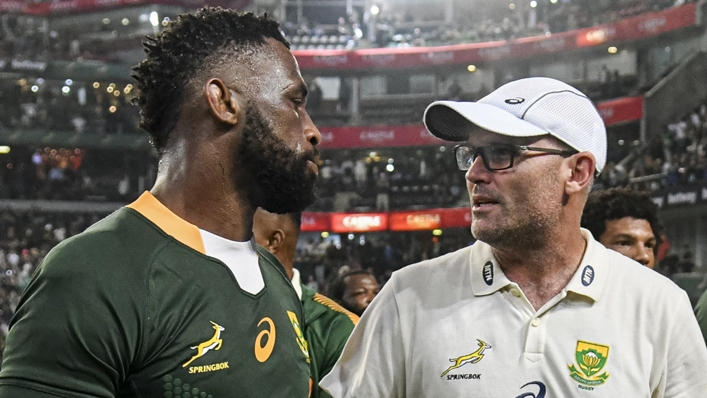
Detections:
320,77,707,397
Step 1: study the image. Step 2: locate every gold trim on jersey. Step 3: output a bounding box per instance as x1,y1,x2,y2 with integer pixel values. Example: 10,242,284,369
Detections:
312,293,360,325
127,191,206,254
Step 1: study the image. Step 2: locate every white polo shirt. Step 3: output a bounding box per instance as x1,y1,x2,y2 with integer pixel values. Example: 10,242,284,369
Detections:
320,229,707,397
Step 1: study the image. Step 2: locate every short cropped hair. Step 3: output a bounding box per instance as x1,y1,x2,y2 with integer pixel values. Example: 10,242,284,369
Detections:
132,7,288,154
289,212,302,232
581,188,662,245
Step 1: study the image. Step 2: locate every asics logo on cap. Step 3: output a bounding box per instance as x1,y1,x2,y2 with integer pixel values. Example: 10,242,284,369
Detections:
504,98,525,105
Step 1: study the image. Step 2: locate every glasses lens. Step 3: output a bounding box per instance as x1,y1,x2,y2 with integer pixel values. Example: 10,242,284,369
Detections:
455,146,474,170
483,145,514,170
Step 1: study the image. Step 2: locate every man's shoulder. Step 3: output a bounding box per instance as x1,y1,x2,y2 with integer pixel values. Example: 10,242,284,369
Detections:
303,286,359,327
41,207,170,275
392,246,473,287
74,207,167,245
596,243,687,298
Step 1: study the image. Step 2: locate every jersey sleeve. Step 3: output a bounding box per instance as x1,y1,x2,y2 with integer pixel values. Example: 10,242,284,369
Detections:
661,291,707,398
695,289,707,346
319,277,405,398
320,313,357,379
0,238,145,397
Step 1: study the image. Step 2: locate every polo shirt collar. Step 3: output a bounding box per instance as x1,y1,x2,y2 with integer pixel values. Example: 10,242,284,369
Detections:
470,241,513,296
470,229,607,302
563,229,607,302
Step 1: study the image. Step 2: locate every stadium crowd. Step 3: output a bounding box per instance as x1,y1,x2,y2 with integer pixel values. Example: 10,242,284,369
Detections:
603,98,707,191
0,0,698,61
0,147,142,203
0,78,139,135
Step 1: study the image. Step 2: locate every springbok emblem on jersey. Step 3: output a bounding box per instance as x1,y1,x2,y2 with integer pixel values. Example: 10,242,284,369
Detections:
441,339,492,377
183,321,225,367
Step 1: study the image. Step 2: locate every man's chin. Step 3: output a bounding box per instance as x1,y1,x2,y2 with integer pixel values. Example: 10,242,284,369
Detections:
259,187,316,214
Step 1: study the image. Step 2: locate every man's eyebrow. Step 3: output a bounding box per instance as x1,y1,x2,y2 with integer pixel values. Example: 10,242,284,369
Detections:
610,233,637,241
283,82,308,98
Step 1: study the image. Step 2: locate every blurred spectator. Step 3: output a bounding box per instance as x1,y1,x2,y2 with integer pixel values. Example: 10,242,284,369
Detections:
308,78,323,113
329,270,380,316
581,188,662,269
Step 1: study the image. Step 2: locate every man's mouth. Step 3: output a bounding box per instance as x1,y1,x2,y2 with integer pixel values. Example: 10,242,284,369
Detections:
306,159,319,175
472,195,499,210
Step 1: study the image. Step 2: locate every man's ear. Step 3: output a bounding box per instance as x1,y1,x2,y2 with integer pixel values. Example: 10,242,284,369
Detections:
565,151,595,195
268,229,285,253
204,78,240,126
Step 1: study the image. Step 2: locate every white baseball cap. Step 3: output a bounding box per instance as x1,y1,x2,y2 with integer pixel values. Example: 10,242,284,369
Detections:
423,77,607,173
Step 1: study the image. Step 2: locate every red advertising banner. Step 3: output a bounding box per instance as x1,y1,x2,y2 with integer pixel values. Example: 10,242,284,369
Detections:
389,210,443,231
292,3,697,71
330,213,389,233
0,0,249,14
438,207,473,229
302,208,472,232
389,207,472,231
318,124,448,149
595,96,643,126
575,5,696,47
316,96,640,150
300,212,330,232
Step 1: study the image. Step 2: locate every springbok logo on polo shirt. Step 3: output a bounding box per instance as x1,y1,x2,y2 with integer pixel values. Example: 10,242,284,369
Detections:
441,339,491,378
568,340,610,389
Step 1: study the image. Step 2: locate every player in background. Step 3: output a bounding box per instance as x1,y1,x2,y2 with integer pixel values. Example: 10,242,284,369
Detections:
581,188,661,269
253,208,358,398
329,270,380,317
0,8,319,397
321,77,707,397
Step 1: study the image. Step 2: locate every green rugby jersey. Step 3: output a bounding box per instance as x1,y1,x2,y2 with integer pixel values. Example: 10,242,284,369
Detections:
299,284,358,398
0,192,311,398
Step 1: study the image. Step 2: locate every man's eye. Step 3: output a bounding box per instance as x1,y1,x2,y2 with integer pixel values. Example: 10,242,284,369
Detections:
490,147,512,156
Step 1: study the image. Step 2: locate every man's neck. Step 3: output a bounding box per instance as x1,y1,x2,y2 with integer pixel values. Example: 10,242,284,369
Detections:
150,146,255,242
492,229,587,311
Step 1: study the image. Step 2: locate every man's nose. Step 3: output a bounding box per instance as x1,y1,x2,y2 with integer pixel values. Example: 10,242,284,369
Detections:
632,245,651,266
302,111,321,146
466,156,492,185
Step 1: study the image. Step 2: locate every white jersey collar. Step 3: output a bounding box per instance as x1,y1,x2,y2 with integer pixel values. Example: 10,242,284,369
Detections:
291,268,303,300
470,228,606,302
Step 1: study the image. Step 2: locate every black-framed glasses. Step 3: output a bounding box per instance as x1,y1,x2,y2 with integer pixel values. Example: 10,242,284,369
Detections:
453,143,576,171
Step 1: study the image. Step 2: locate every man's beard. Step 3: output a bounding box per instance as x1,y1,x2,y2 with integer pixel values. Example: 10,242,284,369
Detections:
470,167,562,250
239,105,318,214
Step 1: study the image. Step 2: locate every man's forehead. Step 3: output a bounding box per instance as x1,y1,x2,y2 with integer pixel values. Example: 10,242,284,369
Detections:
260,38,303,78
467,128,548,146
605,217,656,238
220,39,301,86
